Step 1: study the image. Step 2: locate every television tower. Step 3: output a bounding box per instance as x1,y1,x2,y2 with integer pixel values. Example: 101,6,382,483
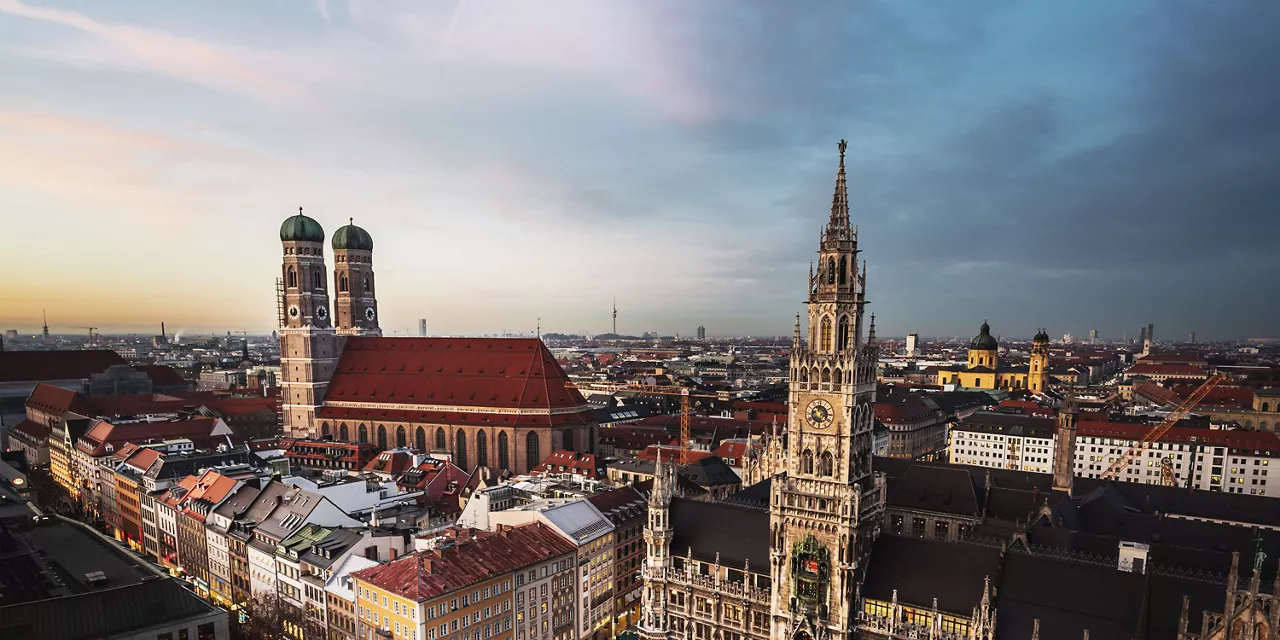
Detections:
612,298,617,335
41,310,49,341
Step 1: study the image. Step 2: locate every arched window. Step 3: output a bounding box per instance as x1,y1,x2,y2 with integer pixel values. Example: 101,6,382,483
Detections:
1264,403,1271,412
287,267,297,289
395,426,406,448
801,450,814,475
477,431,488,467
820,451,834,477
498,432,510,469
526,431,541,470
820,317,833,352
800,368,809,383
312,270,324,290
339,423,349,441
339,273,348,292
826,258,836,285
839,257,848,285
376,425,388,449
358,424,368,443
833,368,842,385
321,422,331,438
821,368,831,383
435,428,446,451
563,429,574,452
364,276,372,293
837,316,850,351
415,427,426,451
456,429,468,468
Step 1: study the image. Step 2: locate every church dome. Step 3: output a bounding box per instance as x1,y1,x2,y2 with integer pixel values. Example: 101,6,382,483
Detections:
331,219,374,251
280,209,325,243
1033,328,1050,342
970,321,999,350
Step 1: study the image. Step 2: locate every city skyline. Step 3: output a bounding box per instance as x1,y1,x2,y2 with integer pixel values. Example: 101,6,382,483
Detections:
2,1,1278,340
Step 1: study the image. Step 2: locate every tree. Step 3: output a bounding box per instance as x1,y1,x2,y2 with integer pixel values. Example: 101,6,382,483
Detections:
230,591,327,640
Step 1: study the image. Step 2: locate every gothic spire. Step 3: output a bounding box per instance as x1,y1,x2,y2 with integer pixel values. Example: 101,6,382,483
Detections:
829,139,850,232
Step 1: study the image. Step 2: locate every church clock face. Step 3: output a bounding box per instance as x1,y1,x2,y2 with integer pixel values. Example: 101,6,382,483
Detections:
364,307,376,321
315,305,328,321
806,399,834,429
287,305,299,319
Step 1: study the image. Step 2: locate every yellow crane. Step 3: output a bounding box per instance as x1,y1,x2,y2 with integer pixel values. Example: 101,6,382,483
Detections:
569,381,719,465
1100,372,1227,481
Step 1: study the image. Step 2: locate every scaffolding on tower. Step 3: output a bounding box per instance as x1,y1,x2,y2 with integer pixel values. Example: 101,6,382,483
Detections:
275,278,286,328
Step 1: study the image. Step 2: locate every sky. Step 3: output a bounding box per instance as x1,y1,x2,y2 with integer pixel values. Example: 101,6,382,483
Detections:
1,1,1277,341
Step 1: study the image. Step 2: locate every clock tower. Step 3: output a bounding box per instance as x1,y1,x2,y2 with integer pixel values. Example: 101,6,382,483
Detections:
769,141,885,640
279,208,339,440
331,218,381,339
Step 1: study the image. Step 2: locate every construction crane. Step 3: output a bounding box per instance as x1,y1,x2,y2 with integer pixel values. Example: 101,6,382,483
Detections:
1100,372,1228,481
568,381,718,465
75,326,100,341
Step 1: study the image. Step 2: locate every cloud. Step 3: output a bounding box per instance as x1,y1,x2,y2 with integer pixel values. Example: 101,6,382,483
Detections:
0,0,295,101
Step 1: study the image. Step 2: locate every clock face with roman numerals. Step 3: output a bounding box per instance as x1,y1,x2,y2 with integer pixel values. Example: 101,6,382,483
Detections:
365,307,376,321
315,305,328,321
288,305,299,319
806,399,834,429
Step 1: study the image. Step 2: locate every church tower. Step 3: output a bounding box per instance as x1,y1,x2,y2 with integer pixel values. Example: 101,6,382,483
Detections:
279,208,339,440
331,219,381,339
770,141,885,640
1029,328,1050,393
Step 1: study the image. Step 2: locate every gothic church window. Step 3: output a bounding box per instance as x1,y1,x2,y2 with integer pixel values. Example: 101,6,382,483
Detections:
396,426,407,448
477,431,489,467
839,257,847,285
498,432,510,469
313,270,324,290
820,317,833,352
801,450,814,474
820,451,834,476
358,424,368,443
435,428,446,451
833,368,842,385
525,431,540,470
456,430,468,468
826,259,835,285
339,273,348,292
287,267,297,288
821,368,830,383
339,423,349,441
377,425,388,449
416,427,427,451
364,276,372,293
562,429,574,452
837,316,850,351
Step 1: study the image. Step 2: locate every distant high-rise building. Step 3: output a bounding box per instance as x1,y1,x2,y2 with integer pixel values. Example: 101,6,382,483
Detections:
905,332,919,357
696,325,706,340
1063,333,1074,344
1089,329,1097,344
1189,331,1196,344
418,318,427,337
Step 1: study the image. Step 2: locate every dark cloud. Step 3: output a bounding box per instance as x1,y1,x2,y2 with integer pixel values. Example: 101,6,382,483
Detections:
655,0,1280,339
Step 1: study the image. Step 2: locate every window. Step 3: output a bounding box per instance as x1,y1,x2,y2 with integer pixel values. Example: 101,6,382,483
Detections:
478,431,489,467
286,266,297,289
339,273,349,292
526,431,540,470
837,315,850,351
378,425,389,449
416,427,427,451
820,317,833,352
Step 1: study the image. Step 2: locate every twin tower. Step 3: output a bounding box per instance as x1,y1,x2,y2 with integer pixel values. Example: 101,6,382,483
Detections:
278,209,382,438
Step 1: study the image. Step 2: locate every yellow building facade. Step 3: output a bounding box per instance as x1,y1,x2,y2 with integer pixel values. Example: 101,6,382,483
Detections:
935,323,1049,392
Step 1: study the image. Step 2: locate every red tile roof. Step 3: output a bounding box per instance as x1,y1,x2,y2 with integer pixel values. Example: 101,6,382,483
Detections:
315,406,590,427
324,338,588,413
0,350,126,383
875,396,939,423
121,447,165,472
179,470,240,522
637,445,713,464
352,523,576,602
1132,382,1181,406
1078,417,1280,454
1168,384,1256,409
364,450,418,475
25,383,91,417
637,414,772,437
75,417,226,456
11,419,50,441
712,441,751,463
531,450,604,479
997,399,1057,418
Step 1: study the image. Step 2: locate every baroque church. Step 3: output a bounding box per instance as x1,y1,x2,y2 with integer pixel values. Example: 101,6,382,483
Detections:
638,142,1280,640
933,322,1050,393
276,211,595,475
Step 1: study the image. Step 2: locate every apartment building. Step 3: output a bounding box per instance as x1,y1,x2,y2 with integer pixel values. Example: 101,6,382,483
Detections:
585,486,648,632
950,411,1280,495
351,524,576,640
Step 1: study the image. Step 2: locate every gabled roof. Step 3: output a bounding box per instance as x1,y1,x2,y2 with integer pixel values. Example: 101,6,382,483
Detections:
352,524,576,602
10,419,50,441
24,383,91,417
531,450,605,479
75,417,227,456
669,498,768,569
0,350,126,383
1126,363,1206,376
324,337,588,412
